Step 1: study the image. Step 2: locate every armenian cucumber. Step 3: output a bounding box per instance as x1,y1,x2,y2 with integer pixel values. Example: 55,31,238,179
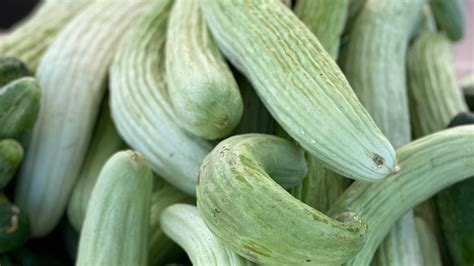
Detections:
76,150,153,266
166,0,243,140
15,0,150,237
200,0,397,182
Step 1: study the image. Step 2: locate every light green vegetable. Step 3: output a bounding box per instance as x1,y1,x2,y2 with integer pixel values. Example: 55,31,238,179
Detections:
67,97,124,231
200,0,397,182
15,0,150,237
294,0,350,59
76,150,153,266
197,134,367,265
110,0,212,195
0,1,93,70
327,126,474,265
161,204,252,266
166,0,243,140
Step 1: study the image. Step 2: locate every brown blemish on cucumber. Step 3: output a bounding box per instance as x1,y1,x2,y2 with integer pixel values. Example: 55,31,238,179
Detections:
372,153,385,166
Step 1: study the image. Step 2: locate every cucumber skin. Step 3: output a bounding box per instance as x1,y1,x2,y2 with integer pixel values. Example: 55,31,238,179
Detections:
76,150,153,266
0,139,24,189
0,57,32,87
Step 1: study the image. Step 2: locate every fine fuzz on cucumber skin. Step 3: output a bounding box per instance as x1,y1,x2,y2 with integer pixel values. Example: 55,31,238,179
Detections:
0,77,41,143
0,1,92,71
15,1,150,237
0,139,23,189
294,0,350,59
407,31,468,138
76,150,153,266
200,0,397,182
430,0,464,41
327,126,474,266
0,57,32,87
110,0,212,196
197,134,367,265
166,0,243,140
66,97,123,232
0,193,29,253
161,204,252,266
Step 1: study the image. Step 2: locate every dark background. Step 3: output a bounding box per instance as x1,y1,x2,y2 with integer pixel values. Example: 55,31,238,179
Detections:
0,0,39,30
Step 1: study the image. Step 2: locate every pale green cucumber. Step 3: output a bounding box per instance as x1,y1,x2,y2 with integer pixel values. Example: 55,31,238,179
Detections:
148,177,194,266
0,77,41,143
161,204,252,266
430,0,465,41
0,57,32,87
197,134,367,265
343,1,425,264
407,30,468,137
110,0,212,195
294,0,350,59
0,139,23,189
66,97,124,231
290,154,346,213
327,126,474,265
76,150,153,266
166,0,243,140
415,216,442,266
232,72,275,135
0,1,93,70
15,0,150,237
200,0,397,182
342,0,425,149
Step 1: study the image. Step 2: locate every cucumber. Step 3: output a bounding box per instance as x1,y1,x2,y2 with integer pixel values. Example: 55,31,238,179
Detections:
200,0,397,182
166,0,243,140
76,150,153,266
0,193,29,253
0,139,23,189
0,77,41,143
15,0,150,237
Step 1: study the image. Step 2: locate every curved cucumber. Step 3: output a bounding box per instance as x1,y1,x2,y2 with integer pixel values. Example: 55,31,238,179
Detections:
166,0,243,140
76,150,153,266
200,0,397,182
430,0,464,41
15,0,150,237
197,134,367,265
110,0,212,195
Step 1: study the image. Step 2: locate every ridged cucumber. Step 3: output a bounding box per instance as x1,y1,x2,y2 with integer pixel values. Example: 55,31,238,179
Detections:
110,0,212,195
15,0,150,237
200,0,397,182
197,134,367,265
327,126,474,265
166,0,243,140
76,150,153,266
